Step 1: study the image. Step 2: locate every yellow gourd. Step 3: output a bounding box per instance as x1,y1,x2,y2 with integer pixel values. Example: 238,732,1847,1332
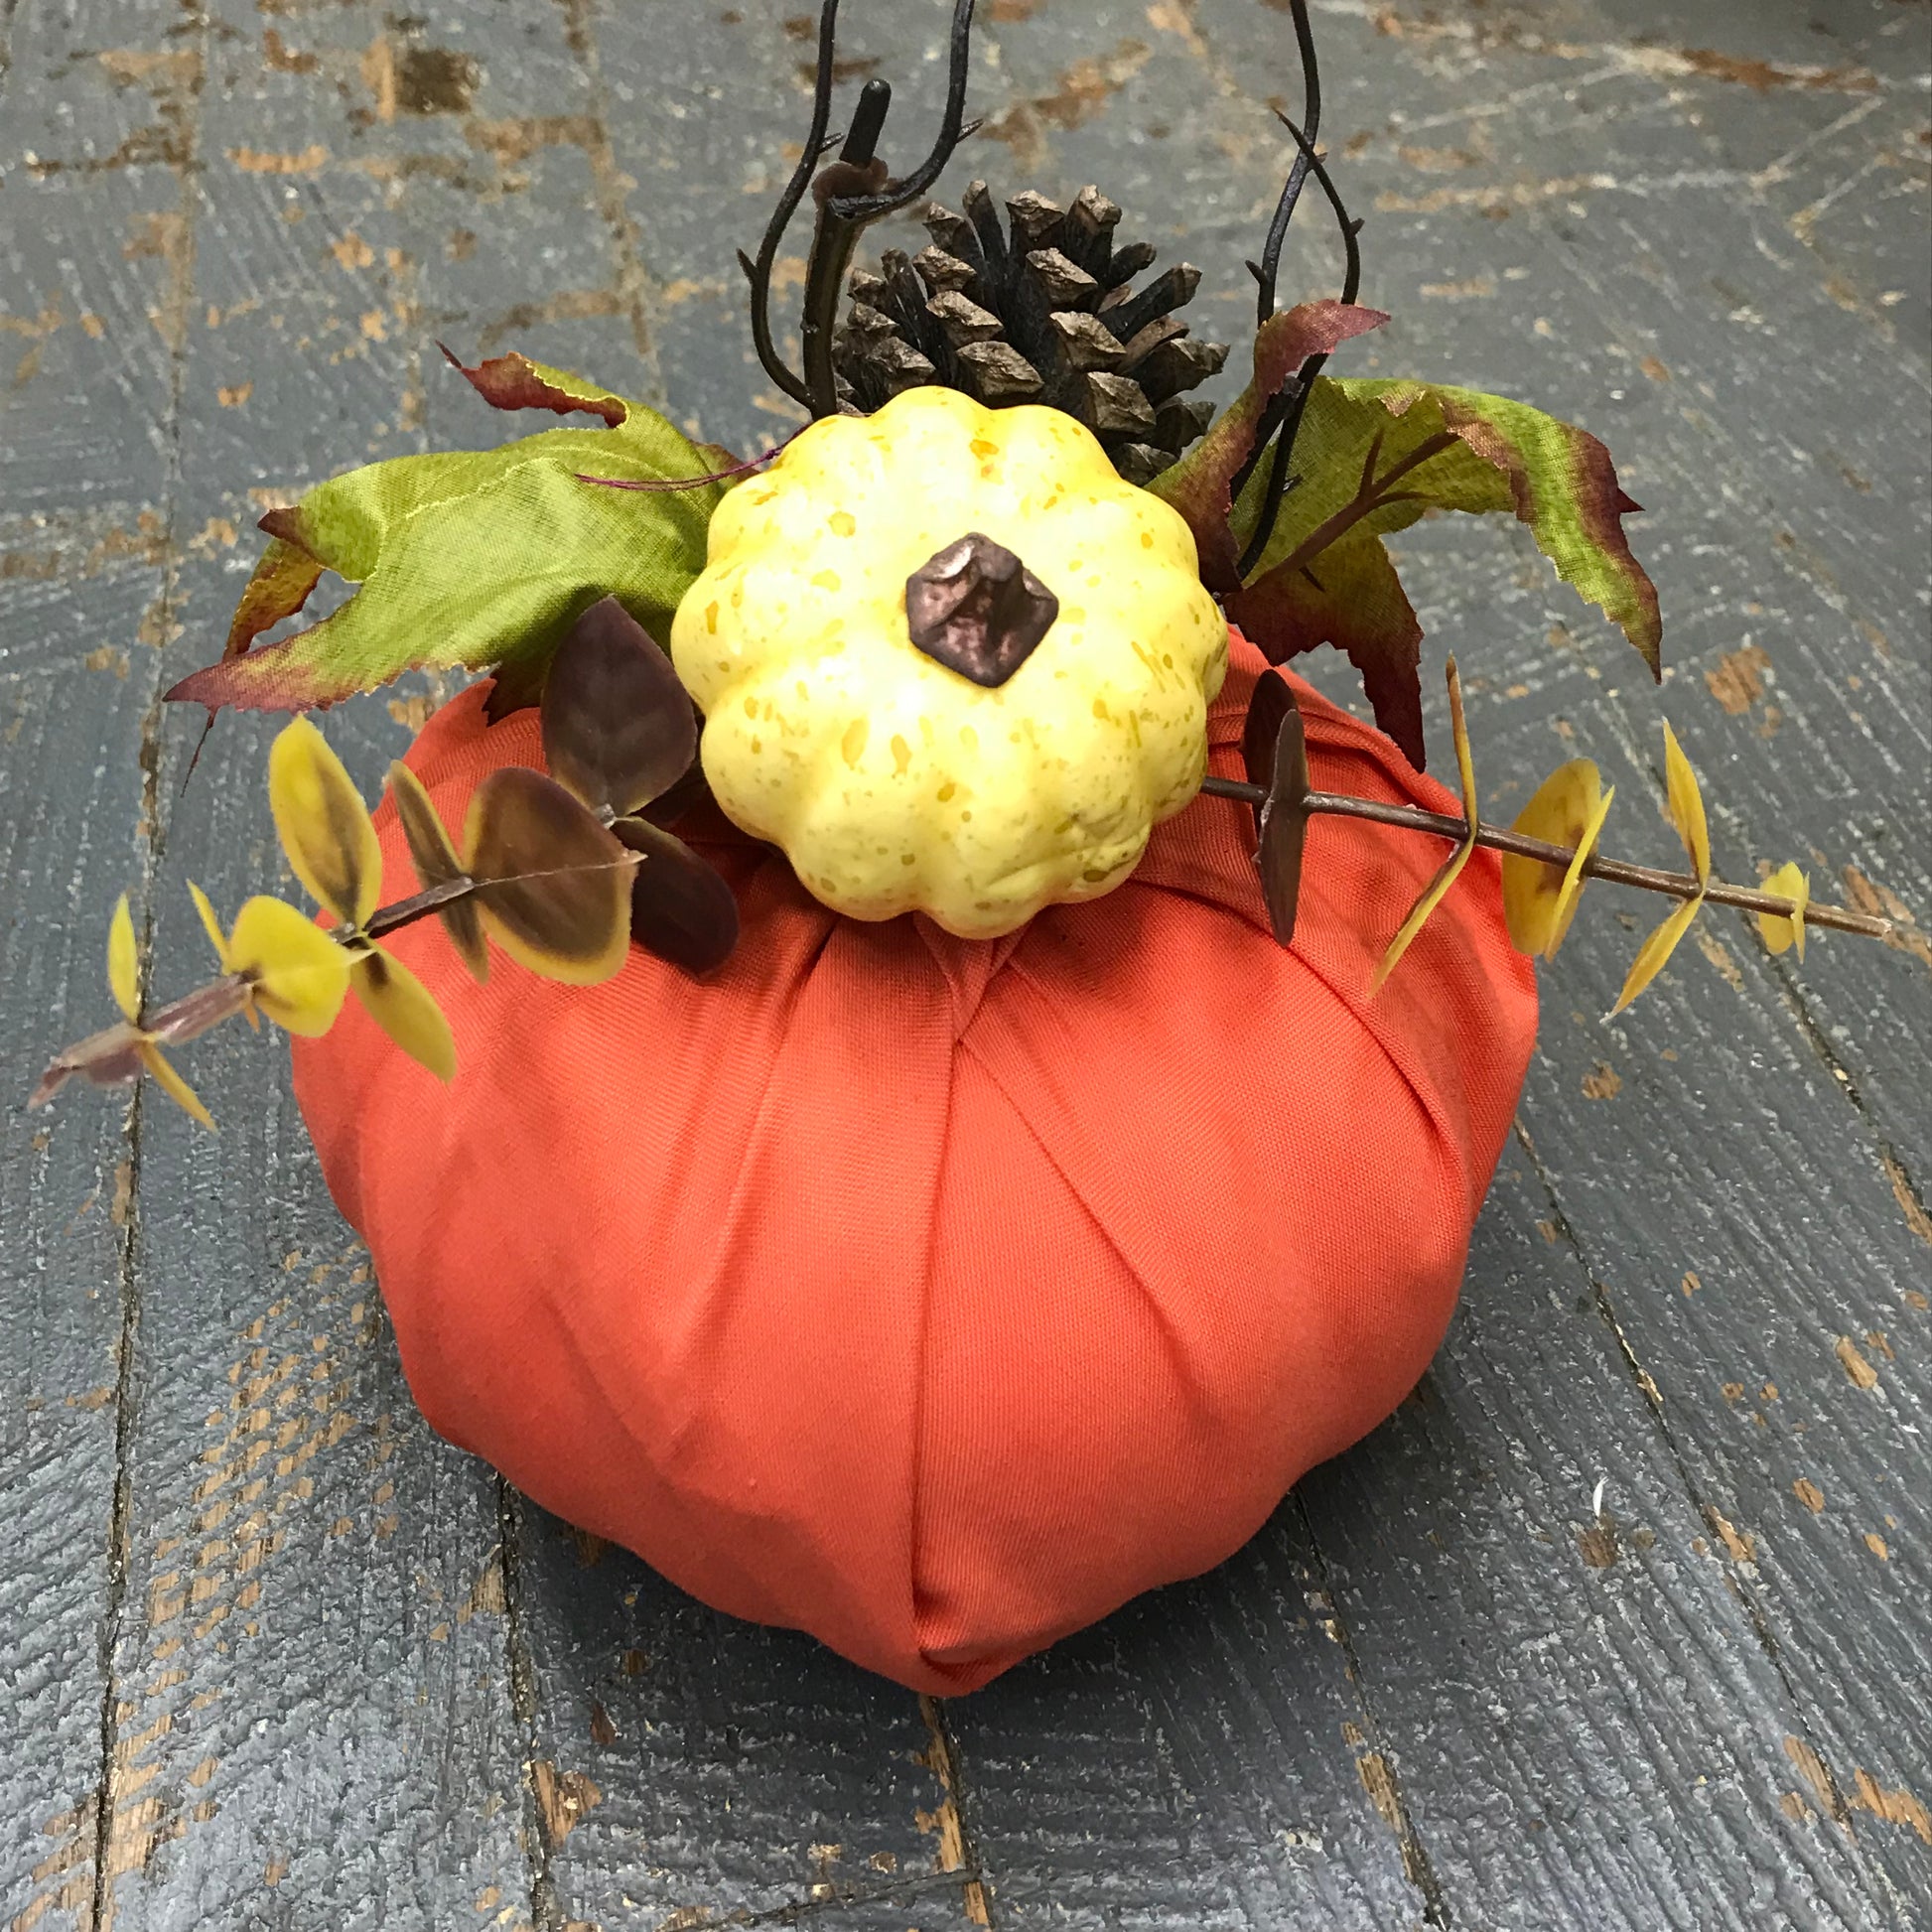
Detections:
670,385,1227,939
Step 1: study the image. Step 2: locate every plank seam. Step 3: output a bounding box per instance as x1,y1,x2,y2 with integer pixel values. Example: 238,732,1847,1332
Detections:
84,3,209,1922
1292,1492,1452,1926
918,1693,998,1928
498,1481,564,1932
1508,1120,1907,1922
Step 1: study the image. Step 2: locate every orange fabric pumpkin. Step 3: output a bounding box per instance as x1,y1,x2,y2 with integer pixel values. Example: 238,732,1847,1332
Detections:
293,633,1536,1692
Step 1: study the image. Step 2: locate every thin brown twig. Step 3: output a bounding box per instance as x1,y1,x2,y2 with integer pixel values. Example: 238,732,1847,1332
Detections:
1197,774,1893,939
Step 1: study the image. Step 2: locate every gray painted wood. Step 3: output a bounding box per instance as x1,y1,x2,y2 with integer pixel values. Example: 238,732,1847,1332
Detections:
4,1,1927,1928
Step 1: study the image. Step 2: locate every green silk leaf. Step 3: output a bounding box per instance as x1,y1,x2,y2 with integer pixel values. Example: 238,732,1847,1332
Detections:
169,361,727,714
1144,300,1388,592
1236,375,1661,673
1225,525,1427,768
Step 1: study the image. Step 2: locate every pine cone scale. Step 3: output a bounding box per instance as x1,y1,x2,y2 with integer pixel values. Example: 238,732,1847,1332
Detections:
833,178,1227,482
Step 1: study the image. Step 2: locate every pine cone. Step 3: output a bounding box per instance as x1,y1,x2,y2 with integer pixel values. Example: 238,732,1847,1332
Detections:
831,182,1227,486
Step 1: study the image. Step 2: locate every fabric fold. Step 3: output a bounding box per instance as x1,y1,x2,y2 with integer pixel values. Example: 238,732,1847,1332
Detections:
294,633,1537,1693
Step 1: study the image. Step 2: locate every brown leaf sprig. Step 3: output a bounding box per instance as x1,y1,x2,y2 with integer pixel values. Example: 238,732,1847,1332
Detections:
1204,672,1895,1010
31,600,740,1127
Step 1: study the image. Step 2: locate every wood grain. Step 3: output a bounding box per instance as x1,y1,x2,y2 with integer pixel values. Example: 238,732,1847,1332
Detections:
3,2,1926,1929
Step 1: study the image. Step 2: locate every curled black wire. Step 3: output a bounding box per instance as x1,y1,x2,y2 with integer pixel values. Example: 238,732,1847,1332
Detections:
739,0,844,408
1253,0,1320,329
822,0,979,223
1236,112,1366,582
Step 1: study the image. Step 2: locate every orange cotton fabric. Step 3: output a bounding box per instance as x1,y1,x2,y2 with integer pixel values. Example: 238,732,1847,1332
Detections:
293,632,1537,1693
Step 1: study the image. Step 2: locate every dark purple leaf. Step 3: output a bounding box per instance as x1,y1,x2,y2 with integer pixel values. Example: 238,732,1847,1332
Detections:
613,816,741,976
388,761,488,982
1242,670,1311,949
541,596,698,817
463,768,633,983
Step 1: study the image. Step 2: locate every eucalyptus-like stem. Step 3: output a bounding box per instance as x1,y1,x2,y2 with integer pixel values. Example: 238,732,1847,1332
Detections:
1197,774,1894,940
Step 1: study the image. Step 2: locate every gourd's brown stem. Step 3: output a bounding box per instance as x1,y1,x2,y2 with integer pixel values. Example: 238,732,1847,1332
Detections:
1197,774,1894,939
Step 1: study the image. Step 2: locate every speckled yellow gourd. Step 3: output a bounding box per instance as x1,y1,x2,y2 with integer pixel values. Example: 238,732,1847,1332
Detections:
669,385,1228,939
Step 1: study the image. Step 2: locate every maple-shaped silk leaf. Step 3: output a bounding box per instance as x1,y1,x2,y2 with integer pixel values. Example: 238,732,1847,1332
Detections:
1146,299,1389,592
166,352,728,714
1228,526,1426,770
1226,375,1660,767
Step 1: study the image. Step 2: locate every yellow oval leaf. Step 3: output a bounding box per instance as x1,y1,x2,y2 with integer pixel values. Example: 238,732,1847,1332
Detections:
224,896,352,1035
107,893,140,1023
1662,721,1710,887
138,1040,215,1131
1376,841,1476,991
1447,655,1477,832
1611,894,1703,1016
1548,781,1615,961
388,760,488,984
351,945,456,1082
186,880,231,969
1757,861,1809,962
268,715,383,927
1502,760,1612,959
1376,656,1481,991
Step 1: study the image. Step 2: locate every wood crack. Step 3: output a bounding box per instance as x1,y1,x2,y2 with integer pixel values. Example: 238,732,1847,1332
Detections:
85,3,208,1924
496,1482,565,1932
1291,1494,1451,1925
917,1694,996,1927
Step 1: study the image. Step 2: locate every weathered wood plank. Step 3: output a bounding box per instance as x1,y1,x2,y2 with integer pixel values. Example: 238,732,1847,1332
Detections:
0,2,537,1925
917,3,1930,1926
7,2,1927,1929
3,5,211,1921
512,1505,991,1930
1275,5,1932,1917
0,598,158,1932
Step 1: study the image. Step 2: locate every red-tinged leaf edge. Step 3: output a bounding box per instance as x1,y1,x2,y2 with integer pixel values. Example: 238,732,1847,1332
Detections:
1226,529,1428,769
221,534,325,662
1241,669,1312,948
440,344,628,429
1384,384,1662,680
1148,300,1387,594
